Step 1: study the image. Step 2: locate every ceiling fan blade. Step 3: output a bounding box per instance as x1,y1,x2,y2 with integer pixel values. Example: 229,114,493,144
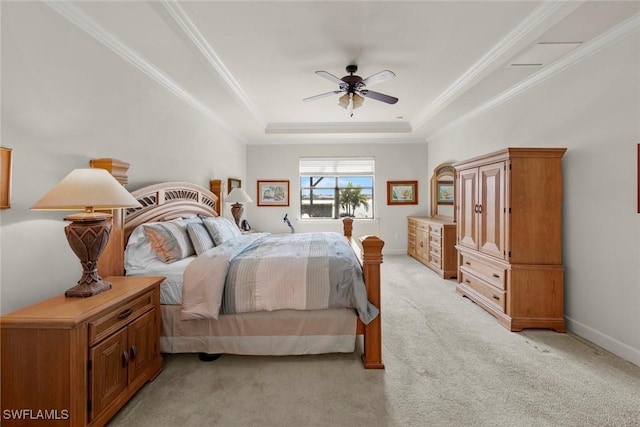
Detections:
315,70,345,85
303,90,343,102
361,70,395,88
358,89,398,104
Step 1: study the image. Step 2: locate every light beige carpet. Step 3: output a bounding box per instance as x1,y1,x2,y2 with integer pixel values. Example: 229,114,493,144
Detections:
108,255,640,427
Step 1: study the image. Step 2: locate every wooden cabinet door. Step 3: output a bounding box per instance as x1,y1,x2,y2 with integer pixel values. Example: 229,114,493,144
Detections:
127,310,157,385
457,168,478,250
478,162,505,259
89,329,128,421
415,228,429,262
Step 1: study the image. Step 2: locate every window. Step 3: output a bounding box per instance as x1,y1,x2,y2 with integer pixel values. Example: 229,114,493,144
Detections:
299,157,375,219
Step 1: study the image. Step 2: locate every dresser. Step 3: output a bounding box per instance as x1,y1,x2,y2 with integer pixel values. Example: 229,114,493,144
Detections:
454,147,566,332
408,216,457,279
1,276,164,427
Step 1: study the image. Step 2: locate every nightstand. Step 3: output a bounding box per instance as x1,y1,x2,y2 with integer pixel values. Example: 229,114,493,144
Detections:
1,276,164,427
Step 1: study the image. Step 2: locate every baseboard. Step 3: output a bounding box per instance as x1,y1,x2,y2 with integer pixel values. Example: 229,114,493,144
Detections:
383,249,407,255
565,316,640,368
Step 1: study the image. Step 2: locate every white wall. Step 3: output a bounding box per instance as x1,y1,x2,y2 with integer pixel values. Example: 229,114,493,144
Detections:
427,32,640,366
246,143,428,253
0,2,246,314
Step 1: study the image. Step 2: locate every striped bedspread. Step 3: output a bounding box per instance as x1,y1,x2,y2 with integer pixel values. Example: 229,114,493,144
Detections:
181,232,378,324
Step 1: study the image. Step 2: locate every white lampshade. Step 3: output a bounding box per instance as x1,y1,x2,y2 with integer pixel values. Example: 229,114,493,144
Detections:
32,168,141,214
226,187,253,204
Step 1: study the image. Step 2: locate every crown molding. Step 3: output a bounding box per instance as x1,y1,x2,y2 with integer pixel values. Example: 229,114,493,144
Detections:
412,0,582,130
250,136,426,146
427,11,640,142
161,1,267,128
265,121,412,135
45,1,246,143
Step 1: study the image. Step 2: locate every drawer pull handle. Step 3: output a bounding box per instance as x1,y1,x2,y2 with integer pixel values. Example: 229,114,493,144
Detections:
122,350,130,367
492,273,500,278
130,345,138,360
465,261,471,265
465,279,471,284
118,308,133,320
492,294,500,300
419,242,424,248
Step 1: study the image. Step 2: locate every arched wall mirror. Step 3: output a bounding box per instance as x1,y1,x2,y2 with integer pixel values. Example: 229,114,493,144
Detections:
430,162,455,220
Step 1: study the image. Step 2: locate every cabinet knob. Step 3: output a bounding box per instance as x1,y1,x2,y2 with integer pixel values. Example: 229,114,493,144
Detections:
122,350,130,367
130,345,138,360
118,308,133,320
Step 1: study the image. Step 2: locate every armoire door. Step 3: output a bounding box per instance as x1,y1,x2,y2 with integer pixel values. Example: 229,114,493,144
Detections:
456,168,478,250
478,161,505,259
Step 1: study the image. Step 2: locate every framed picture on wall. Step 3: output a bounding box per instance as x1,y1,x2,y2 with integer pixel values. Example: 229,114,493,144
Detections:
1,147,12,209
257,180,289,206
387,181,418,205
436,181,454,205
228,178,241,195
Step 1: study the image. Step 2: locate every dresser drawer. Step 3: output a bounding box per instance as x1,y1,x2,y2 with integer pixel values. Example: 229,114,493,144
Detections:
429,224,442,236
460,271,505,312
416,221,429,231
430,244,442,258
460,253,506,290
89,291,154,346
430,233,442,246
429,253,442,269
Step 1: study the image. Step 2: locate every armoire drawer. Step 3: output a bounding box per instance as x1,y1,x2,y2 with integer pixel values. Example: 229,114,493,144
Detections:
430,234,442,246
459,253,506,290
459,271,505,312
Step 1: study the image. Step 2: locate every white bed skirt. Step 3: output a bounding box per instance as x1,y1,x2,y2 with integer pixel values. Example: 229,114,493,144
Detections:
160,305,358,355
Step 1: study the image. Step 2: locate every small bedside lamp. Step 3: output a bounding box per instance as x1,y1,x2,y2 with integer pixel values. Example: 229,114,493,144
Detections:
32,168,142,297
226,187,253,228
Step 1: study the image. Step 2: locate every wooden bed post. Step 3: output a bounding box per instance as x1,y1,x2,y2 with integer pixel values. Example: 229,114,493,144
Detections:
90,158,130,277
342,218,384,369
361,235,384,369
209,179,224,214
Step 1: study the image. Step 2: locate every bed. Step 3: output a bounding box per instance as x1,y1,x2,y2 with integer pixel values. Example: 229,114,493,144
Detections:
97,173,384,369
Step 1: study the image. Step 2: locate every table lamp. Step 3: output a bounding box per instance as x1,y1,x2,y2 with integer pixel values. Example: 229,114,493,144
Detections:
32,168,142,297
226,187,253,228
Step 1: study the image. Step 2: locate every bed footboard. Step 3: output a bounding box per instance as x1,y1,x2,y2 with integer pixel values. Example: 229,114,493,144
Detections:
343,218,384,369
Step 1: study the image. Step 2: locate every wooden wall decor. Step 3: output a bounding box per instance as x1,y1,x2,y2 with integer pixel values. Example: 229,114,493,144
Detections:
1,147,12,209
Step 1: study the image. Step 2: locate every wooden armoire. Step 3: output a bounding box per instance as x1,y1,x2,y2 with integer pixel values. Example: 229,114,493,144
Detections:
454,147,566,332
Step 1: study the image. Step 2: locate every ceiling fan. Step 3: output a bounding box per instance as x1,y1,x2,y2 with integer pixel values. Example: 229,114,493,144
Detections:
303,64,398,116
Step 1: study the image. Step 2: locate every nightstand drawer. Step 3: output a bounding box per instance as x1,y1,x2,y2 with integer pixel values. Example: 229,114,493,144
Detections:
89,291,154,346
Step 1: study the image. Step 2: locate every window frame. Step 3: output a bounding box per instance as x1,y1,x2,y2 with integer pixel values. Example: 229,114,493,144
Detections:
299,157,375,220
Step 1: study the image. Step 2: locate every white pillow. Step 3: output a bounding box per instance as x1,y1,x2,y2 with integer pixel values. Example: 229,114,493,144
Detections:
187,222,215,255
201,217,242,245
125,224,159,271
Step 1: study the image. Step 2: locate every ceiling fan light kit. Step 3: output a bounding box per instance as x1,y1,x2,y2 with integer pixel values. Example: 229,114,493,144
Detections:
304,64,398,117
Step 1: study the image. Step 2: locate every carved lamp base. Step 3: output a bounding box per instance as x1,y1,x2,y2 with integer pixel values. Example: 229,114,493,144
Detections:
63,212,113,297
230,203,244,228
